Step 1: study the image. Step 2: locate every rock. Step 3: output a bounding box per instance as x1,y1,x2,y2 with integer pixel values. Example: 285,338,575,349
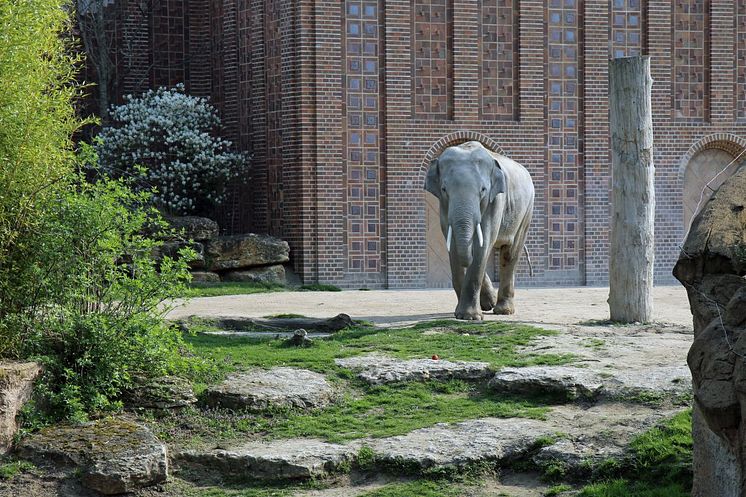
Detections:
284,329,313,347
368,418,554,470
488,365,690,403
335,354,492,385
489,366,605,401
165,215,219,241
16,417,167,495
177,313,356,333
124,376,197,409
206,234,289,271
673,160,746,497
203,367,335,411
0,362,42,455
174,438,357,480
190,271,221,283
156,241,205,269
222,265,286,285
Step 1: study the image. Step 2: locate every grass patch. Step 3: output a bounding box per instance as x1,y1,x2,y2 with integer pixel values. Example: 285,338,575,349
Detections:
0,460,35,480
358,479,464,497
180,282,285,298
185,320,571,385
574,409,692,497
153,380,550,446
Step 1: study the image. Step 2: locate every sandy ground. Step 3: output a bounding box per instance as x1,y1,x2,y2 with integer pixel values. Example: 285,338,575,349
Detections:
168,285,693,329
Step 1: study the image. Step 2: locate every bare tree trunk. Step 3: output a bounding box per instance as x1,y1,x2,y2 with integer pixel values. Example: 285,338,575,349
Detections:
608,56,655,323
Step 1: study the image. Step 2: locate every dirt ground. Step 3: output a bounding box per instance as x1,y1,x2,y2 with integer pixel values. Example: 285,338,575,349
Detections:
168,285,693,329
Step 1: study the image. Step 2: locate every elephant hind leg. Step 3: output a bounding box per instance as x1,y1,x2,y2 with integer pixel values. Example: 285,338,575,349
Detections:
480,273,498,311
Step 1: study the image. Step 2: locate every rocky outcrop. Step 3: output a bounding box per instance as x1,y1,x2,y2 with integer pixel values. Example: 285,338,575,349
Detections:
124,376,196,410
0,362,42,454
335,354,493,385
489,365,691,403
206,234,289,271
190,271,221,283
222,265,286,285
202,367,335,411
174,438,357,480
17,417,168,495
673,161,746,497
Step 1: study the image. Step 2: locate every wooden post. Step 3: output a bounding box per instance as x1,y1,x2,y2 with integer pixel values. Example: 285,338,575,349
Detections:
608,56,655,323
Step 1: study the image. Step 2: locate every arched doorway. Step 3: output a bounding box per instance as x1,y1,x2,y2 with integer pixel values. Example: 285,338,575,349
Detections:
682,148,740,227
425,193,452,287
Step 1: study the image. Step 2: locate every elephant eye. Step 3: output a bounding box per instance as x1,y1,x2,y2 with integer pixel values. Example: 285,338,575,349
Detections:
441,187,447,193
481,186,486,193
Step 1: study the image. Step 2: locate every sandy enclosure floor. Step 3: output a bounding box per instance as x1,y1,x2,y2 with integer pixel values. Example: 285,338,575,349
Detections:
168,285,693,329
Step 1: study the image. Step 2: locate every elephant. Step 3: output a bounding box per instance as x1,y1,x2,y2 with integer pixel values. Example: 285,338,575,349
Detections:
425,141,534,320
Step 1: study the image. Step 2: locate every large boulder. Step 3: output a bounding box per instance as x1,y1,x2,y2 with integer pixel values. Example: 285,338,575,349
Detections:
0,362,42,454
206,234,290,271
124,376,197,410
164,215,219,241
673,160,746,497
17,417,168,495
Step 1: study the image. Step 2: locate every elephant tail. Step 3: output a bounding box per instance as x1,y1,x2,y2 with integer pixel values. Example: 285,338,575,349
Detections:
523,245,534,277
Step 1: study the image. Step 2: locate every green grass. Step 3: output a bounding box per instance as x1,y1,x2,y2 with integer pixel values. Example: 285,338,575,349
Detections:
180,282,286,298
358,479,465,497
574,409,692,497
185,319,573,386
0,460,35,480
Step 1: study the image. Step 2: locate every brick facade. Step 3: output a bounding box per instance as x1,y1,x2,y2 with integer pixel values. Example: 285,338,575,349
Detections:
109,0,746,288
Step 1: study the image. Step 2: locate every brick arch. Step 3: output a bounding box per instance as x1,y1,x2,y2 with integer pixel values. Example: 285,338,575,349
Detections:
677,133,746,179
417,131,506,181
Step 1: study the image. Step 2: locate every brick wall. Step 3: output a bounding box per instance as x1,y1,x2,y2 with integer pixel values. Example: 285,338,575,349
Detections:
110,0,746,288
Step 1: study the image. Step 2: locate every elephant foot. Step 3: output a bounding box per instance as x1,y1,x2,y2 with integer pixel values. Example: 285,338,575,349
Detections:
493,299,515,315
480,286,498,311
455,305,483,321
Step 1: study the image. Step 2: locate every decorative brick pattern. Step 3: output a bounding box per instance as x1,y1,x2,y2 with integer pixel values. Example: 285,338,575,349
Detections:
344,1,384,273
546,0,583,276
265,0,284,236
151,0,185,87
413,0,453,119
673,0,709,121
479,0,518,120
737,3,746,119
610,0,645,59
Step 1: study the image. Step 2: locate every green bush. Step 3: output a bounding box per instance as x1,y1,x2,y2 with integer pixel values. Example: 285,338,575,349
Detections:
12,163,197,422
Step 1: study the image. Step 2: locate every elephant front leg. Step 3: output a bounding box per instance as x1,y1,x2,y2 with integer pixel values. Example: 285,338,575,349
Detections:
455,254,491,321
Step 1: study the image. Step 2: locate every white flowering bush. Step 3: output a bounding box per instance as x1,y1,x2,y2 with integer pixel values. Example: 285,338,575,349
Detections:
97,85,247,215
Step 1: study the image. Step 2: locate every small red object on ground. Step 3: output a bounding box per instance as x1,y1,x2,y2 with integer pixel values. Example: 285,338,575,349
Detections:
431,354,439,360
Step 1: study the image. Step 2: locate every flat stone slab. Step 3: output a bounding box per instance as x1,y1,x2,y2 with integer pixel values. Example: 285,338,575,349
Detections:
17,417,167,495
489,365,691,403
174,438,357,480
335,354,492,385
203,367,335,411
368,418,554,469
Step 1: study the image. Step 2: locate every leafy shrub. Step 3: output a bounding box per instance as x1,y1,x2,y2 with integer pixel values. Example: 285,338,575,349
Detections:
9,159,198,422
96,85,247,215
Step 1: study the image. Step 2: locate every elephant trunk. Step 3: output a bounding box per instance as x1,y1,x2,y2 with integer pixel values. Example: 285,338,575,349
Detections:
450,216,477,268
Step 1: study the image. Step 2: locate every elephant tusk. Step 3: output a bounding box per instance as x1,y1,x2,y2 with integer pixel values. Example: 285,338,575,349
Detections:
477,223,484,248
446,225,452,252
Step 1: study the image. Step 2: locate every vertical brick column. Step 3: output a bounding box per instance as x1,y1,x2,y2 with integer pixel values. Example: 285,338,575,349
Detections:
517,0,547,281
583,1,610,285
383,0,418,287
314,0,345,283
295,0,319,281
187,0,212,97
249,0,268,233
453,0,478,121
710,0,734,123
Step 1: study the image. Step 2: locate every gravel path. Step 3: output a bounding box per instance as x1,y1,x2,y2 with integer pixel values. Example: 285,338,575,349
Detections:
168,285,692,329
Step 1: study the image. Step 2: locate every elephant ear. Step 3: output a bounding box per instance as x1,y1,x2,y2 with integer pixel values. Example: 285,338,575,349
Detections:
425,158,441,197
490,158,506,202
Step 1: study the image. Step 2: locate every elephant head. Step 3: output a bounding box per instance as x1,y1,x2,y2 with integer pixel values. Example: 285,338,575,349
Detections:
425,144,506,268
